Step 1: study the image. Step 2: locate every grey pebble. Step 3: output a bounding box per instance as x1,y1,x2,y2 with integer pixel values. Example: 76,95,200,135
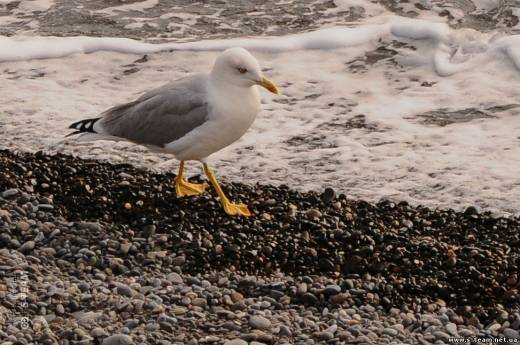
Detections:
488,323,501,333
302,292,318,304
224,340,248,345
172,255,186,266
166,272,183,284
504,328,520,339
305,208,322,219
91,328,108,338
319,331,334,340
202,335,220,342
325,324,338,334
186,276,201,285
102,334,133,345
78,282,90,292
119,243,131,255
124,319,139,328
459,329,475,337
270,290,285,300
433,331,450,342
1,188,19,198
279,325,292,337
383,328,398,337
38,204,54,211
249,315,271,330
16,221,30,232
116,284,134,297
445,322,458,336
192,298,207,308
18,240,35,253
77,222,102,231
323,284,341,295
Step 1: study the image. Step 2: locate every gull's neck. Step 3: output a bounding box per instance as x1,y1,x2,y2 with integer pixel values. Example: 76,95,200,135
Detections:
207,73,261,114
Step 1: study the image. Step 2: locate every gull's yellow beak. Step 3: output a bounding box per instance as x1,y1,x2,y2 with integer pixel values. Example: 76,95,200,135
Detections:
256,77,279,94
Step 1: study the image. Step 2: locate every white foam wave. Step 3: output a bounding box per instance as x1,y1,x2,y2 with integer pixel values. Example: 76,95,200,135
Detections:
1,16,520,77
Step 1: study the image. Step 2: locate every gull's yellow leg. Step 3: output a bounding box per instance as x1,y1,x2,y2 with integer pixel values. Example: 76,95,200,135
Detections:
175,161,207,197
203,163,251,217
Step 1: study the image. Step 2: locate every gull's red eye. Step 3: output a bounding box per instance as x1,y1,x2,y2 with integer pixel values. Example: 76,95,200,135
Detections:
237,67,247,74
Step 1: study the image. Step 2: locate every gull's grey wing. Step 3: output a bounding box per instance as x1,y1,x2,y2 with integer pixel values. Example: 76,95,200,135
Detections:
98,74,209,147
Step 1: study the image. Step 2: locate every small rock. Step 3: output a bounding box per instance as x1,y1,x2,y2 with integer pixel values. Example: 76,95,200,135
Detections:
488,323,501,333
116,284,134,297
16,221,30,232
279,325,292,337
302,292,318,304
323,284,341,296
249,315,271,330
305,208,322,219
56,304,65,315
433,331,450,342
270,290,285,300
446,322,458,336
142,224,156,237
459,329,475,337
318,331,334,340
504,328,520,339
467,316,481,328
192,298,207,308
124,319,139,329
91,327,108,338
76,311,102,325
172,255,186,266
464,206,479,215
119,243,131,255
38,204,54,211
186,276,201,285
78,282,90,292
166,272,183,284
230,292,243,303
321,188,335,204
319,258,335,271
382,328,398,337
224,340,247,345
330,293,349,304
77,222,102,232
102,334,133,345
1,188,19,198
18,241,35,254
118,172,134,179
202,335,220,343
325,324,338,334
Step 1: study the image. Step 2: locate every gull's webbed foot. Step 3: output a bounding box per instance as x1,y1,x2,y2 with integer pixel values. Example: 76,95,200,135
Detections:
221,199,251,217
175,178,207,197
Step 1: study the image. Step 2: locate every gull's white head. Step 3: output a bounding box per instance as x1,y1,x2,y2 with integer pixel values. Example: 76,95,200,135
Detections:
211,47,279,94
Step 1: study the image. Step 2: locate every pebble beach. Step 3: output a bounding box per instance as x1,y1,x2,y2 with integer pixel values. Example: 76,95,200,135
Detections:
0,150,518,344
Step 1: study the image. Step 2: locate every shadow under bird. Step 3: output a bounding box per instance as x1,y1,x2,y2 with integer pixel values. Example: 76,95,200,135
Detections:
67,47,279,216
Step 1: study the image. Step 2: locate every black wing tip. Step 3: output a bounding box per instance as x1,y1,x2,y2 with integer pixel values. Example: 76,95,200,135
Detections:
67,117,101,136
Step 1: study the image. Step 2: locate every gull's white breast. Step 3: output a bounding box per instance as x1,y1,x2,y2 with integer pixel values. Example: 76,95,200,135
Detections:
164,81,261,161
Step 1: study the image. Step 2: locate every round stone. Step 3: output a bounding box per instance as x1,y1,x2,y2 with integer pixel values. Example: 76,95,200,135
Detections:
249,315,271,330
101,334,133,345
224,340,248,345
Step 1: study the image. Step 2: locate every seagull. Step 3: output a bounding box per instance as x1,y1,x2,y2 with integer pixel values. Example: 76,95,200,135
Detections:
68,47,279,217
